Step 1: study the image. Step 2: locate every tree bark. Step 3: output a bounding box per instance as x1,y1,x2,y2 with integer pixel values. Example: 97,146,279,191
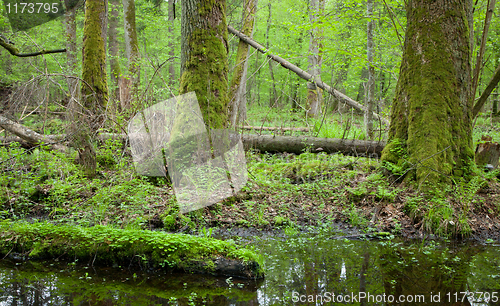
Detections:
63,0,78,98
228,0,257,126
0,115,68,152
364,0,375,139
473,62,500,118
180,0,229,129
168,0,175,89
266,2,278,108
70,0,109,178
108,0,121,102
242,134,384,156
228,25,389,125
381,0,473,186
471,0,496,98
123,0,140,109
306,0,323,118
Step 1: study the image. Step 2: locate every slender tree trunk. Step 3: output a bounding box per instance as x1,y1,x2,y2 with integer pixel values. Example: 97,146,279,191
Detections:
108,0,121,102
381,0,473,187
70,0,109,178
364,0,375,139
266,2,278,107
123,0,140,109
306,0,323,117
63,0,78,98
168,0,175,90
228,0,257,126
179,0,229,129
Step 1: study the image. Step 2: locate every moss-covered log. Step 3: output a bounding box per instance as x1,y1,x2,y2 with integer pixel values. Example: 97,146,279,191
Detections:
381,0,474,186
179,0,229,129
0,220,264,279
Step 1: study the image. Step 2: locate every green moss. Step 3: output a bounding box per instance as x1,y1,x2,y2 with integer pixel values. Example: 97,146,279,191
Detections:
0,220,264,278
381,0,473,187
179,1,229,129
81,0,108,108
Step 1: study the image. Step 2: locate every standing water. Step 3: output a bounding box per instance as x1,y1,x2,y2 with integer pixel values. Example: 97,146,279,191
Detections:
1,231,499,305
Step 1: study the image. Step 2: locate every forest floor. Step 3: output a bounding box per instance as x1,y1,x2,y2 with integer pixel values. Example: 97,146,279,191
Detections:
1,109,500,243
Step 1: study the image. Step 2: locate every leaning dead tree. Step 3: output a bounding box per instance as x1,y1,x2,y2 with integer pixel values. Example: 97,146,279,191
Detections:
228,25,389,125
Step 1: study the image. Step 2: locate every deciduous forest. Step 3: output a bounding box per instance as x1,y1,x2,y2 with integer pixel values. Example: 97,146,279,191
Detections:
1,0,500,304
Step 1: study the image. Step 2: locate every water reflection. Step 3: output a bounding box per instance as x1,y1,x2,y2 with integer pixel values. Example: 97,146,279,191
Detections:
0,234,499,305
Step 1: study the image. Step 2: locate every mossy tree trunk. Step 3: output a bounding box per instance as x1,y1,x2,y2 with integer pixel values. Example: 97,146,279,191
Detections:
306,0,324,118
108,0,121,102
179,0,229,129
228,0,257,126
380,0,474,187
70,0,109,178
123,0,140,109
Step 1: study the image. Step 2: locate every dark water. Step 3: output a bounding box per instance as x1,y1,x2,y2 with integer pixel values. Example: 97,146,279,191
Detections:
1,232,500,305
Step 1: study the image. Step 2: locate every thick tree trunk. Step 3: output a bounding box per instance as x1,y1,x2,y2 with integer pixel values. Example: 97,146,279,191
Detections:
228,0,257,126
123,0,140,109
108,0,121,102
381,0,473,186
364,0,375,139
306,0,323,118
180,0,229,129
70,0,109,178
228,26,389,124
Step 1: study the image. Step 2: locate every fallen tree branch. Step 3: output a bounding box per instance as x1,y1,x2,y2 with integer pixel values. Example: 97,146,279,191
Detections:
473,62,500,118
228,25,389,125
0,35,66,57
0,115,68,152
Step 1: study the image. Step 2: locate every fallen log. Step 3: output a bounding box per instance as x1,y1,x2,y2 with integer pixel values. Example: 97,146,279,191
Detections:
0,115,68,152
241,134,385,157
228,25,389,125
239,125,310,132
1,131,385,157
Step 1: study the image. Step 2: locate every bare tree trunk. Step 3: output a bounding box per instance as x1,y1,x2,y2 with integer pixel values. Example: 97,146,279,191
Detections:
168,0,175,91
123,0,140,109
108,0,121,102
306,0,324,117
266,2,278,107
228,0,257,126
63,0,78,98
364,0,375,139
